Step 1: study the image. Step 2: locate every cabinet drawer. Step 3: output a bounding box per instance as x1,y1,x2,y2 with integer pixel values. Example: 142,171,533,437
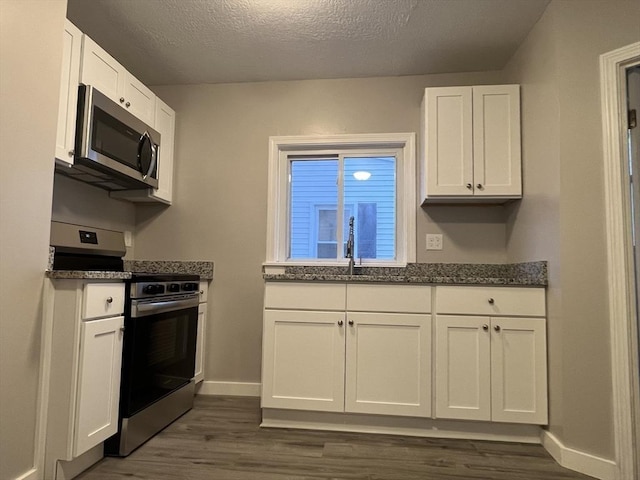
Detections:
265,282,346,311
435,286,545,317
82,283,125,320
347,284,431,313
199,280,208,304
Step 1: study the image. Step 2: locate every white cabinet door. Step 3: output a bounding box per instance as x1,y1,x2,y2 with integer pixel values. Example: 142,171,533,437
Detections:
421,85,521,203
472,85,521,197
152,98,175,203
345,312,431,417
435,315,491,421
194,302,207,383
80,35,156,125
262,309,345,412
490,317,547,424
74,315,124,456
80,35,125,104
424,86,474,197
123,74,156,126
55,20,82,166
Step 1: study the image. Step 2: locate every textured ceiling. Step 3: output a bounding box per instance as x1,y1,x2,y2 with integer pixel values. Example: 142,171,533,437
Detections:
66,0,550,86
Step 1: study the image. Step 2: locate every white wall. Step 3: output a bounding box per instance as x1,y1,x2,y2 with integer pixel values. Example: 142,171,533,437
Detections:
0,1,67,478
505,0,640,460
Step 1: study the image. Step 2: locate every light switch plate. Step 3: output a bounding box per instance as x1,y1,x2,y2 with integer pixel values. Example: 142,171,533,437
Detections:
426,234,443,250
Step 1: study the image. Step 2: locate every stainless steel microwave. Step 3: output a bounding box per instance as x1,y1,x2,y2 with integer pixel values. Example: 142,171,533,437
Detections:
56,85,160,191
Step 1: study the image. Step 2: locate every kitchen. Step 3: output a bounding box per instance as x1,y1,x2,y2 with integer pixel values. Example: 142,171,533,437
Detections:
1,1,639,480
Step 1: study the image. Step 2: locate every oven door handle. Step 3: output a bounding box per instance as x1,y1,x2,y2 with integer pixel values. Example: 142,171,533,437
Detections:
131,296,199,317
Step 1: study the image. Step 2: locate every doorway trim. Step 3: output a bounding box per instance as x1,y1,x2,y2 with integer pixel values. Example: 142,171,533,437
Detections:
600,41,640,480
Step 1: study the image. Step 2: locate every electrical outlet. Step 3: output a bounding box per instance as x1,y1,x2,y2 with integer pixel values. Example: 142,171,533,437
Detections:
426,234,443,250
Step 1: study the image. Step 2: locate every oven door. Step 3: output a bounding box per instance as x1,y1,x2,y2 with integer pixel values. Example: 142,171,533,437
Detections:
119,294,198,417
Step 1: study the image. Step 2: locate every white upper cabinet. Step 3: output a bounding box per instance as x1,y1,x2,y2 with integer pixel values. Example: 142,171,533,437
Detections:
421,85,521,203
55,20,82,166
80,35,156,126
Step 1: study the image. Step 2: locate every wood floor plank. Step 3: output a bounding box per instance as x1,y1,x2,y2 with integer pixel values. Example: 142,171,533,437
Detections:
77,396,593,480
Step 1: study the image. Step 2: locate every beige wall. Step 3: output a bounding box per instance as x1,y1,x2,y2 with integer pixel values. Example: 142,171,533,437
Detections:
51,175,137,257
137,71,506,383
0,1,67,478
505,0,640,459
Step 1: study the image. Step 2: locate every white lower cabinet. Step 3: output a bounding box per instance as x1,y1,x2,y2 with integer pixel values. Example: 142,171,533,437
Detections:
262,282,432,417
262,309,346,412
74,315,124,456
46,280,125,480
434,287,548,425
194,280,209,383
345,312,431,417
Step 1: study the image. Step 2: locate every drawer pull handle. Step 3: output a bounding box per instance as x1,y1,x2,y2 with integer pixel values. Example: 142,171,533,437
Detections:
494,325,501,332
338,320,343,326
488,298,495,305
106,296,113,304
482,324,489,331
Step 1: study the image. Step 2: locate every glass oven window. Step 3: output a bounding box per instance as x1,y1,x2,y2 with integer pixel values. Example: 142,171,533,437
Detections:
120,306,197,416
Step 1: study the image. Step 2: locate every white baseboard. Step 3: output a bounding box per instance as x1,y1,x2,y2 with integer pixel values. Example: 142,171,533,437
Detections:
196,380,261,397
541,430,617,480
14,467,37,480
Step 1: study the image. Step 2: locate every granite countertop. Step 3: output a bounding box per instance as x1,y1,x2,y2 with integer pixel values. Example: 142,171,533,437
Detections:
263,261,547,286
46,248,215,280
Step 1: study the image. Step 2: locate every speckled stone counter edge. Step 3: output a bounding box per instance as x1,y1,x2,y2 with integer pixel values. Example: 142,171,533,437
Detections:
124,260,214,280
263,261,547,286
46,248,214,280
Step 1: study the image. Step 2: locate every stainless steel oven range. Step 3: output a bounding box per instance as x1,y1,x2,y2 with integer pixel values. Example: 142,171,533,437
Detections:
105,273,199,456
49,221,199,457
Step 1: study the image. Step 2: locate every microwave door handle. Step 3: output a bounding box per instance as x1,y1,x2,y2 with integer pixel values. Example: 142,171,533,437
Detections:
138,131,157,181
144,143,157,181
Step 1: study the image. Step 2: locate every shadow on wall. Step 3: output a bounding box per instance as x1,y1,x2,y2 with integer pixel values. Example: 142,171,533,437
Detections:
419,204,509,259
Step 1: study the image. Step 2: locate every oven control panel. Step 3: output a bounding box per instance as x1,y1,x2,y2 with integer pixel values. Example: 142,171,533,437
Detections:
129,275,200,299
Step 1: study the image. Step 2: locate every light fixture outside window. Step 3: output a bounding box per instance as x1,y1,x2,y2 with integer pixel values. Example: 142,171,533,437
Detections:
353,171,371,181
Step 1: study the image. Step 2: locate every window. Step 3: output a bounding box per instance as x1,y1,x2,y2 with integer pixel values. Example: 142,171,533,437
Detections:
266,133,416,266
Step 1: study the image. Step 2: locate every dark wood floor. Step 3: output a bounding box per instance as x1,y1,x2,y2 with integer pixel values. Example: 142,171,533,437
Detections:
78,395,593,480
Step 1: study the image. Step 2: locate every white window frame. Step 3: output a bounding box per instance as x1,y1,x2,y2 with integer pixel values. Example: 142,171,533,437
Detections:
265,133,416,266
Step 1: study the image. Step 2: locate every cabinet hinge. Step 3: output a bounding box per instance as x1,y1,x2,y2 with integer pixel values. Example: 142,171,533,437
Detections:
629,109,637,129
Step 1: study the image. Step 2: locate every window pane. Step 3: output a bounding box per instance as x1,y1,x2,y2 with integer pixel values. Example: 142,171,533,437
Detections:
289,159,338,259
344,157,396,260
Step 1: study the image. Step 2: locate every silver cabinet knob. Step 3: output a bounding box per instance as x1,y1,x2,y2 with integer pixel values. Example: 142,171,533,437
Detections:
119,97,125,103
125,101,131,107
348,320,354,326
482,324,489,331
488,298,495,304
68,150,74,157
494,325,501,332
200,290,204,295
466,183,472,189
106,296,113,304
477,184,483,189
338,320,344,326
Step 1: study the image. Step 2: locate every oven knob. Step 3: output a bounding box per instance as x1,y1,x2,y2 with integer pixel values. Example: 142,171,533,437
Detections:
168,283,180,293
143,284,165,295
182,282,198,291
